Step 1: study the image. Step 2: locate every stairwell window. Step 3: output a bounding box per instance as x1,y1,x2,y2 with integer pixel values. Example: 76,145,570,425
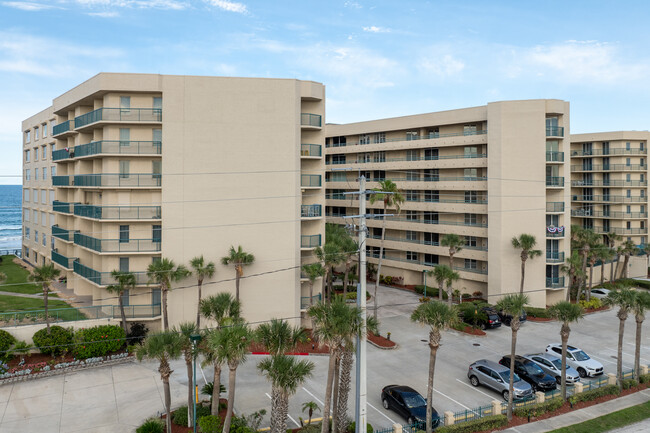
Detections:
119,161,130,179
120,128,130,147
119,225,129,244
152,225,161,243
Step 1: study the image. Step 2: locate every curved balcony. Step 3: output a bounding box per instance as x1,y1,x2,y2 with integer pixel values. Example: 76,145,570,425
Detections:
546,252,565,263
546,226,565,238
546,177,564,188
546,126,564,137
74,107,162,130
301,144,322,158
301,174,322,188
53,200,73,213
546,277,565,288
52,225,71,241
546,152,564,163
51,250,76,270
546,202,565,213
301,204,322,219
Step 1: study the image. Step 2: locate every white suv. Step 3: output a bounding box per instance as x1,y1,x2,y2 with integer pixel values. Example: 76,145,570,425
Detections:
545,344,604,378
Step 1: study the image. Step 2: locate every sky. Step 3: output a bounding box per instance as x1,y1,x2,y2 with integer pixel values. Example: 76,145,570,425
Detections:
1,0,650,185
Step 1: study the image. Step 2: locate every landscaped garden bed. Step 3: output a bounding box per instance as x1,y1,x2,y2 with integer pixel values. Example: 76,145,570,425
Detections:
249,329,329,355
367,332,396,348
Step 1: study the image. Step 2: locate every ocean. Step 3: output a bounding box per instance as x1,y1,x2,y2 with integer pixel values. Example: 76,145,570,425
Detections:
0,185,22,253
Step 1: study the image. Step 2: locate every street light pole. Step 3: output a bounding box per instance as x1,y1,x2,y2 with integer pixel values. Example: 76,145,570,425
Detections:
355,174,367,433
190,333,202,433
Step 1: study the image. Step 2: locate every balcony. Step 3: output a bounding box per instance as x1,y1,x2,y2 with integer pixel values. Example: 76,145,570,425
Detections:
301,113,322,128
74,204,161,220
572,195,648,203
367,234,488,251
73,261,150,286
52,120,74,137
301,144,322,158
546,226,565,238
73,174,162,188
546,202,565,213
546,251,565,263
571,164,646,172
74,107,162,129
52,176,70,186
546,152,564,163
301,294,322,310
301,174,322,188
546,277,565,288
592,226,648,235
52,148,71,162
327,176,488,184
51,225,70,241
74,232,161,253
363,215,488,229
571,180,647,187
328,193,488,206
51,250,75,269
53,200,73,213
327,130,488,147
301,204,322,218
571,148,647,157
571,209,648,219
327,153,488,166
301,234,321,248
546,176,564,187
546,126,564,137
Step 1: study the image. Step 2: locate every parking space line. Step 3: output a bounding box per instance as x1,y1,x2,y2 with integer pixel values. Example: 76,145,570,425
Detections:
603,348,650,363
454,379,496,400
302,387,324,406
367,402,397,424
432,388,473,410
265,393,300,427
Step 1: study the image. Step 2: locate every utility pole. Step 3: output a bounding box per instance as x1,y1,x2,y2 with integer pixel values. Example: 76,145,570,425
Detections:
355,174,367,433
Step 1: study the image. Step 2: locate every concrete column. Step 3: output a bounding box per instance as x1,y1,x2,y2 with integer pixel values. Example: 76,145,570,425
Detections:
640,365,648,375
534,391,545,404
444,411,455,426
574,382,584,394
607,373,617,386
392,424,402,433
491,400,502,416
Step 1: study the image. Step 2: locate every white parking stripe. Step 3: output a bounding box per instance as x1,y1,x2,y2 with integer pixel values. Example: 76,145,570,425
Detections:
302,387,325,406
265,393,300,427
367,402,398,424
432,388,472,410
455,379,496,399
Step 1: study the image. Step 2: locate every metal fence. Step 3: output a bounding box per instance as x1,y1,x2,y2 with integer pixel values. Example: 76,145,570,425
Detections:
0,304,161,327
454,404,493,423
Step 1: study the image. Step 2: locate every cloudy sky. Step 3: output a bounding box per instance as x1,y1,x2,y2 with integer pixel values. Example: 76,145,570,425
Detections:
1,0,650,184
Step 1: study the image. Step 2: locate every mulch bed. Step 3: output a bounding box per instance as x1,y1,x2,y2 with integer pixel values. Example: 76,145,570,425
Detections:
4,349,131,375
163,399,229,433
368,332,396,348
454,325,486,336
249,329,329,355
527,317,554,322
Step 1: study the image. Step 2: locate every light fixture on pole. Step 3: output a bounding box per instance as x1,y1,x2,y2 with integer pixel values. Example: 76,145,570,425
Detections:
190,333,202,433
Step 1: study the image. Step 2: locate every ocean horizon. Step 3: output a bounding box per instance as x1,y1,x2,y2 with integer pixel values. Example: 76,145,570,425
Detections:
0,184,22,253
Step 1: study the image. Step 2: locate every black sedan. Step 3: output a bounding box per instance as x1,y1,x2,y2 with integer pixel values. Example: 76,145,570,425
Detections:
499,356,557,392
381,385,440,427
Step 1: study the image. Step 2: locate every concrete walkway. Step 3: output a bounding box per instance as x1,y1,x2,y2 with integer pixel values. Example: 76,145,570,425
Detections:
500,389,650,433
0,291,59,299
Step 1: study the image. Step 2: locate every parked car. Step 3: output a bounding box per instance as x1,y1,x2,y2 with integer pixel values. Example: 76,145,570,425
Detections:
498,309,527,326
459,305,502,330
381,385,441,427
590,288,611,300
523,353,581,385
498,355,557,392
545,344,604,378
467,359,533,401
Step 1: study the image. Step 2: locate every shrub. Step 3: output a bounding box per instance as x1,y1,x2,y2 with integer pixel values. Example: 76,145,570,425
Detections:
456,303,488,327
414,285,448,299
472,290,484,298
622,378,638,390
579,298,602,310
524,306,552,319
569,384,620,405
199,415,222,433
436,415,507,433
33,326,74,356
174,405,211,426
639,373,650,384
136,418,164,433
128,322,149,345
73,325,126,359
461,293,471,299
347,422,373,433
514,398,563,417
0,329,16,354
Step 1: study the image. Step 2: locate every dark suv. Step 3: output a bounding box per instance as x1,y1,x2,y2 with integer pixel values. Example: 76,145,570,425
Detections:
499,355,557,392
498,309,527,326
381,385,440,427
459,305,502,330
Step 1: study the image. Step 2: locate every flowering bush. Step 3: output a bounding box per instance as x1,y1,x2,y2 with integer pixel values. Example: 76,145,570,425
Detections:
73,325,126,359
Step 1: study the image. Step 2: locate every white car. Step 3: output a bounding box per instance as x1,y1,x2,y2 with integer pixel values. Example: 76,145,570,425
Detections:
590,288,611,300
545,344,604,378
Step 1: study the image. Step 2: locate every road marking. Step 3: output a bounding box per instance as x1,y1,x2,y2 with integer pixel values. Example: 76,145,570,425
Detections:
590,355,617,366
367,402,397,424
302,387,324,406
432,388,473,410
603,348,650,363
455,379,495,399
265,393,300,427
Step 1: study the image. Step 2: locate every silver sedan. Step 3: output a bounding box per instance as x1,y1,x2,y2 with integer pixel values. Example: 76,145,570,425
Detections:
523,353,581,385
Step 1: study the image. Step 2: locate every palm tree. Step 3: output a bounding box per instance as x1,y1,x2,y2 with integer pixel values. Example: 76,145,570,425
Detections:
177,322,199,427
219,321,253,433
428,265,453,302
28,263,60,334
411,302,459,433
314,241,345,303
561,251,586,302
445,269,460,307
604,286,637,387
256,318,306,356
632,291,650,379
147,258,190,331
598,246,615,286
302,401,320,426
369,180,404,322
548,301,584,400
335,229,358,298
106,270,136,334
495,294,529,421
613,245,625,281
620,240,639,279
605,231,622,282
586,242,605,301
511,234,542,294
302,263,325,307
221,245,255,302
190,255,216,328
577,229,600,299
136,331,183,433
441,234,464,276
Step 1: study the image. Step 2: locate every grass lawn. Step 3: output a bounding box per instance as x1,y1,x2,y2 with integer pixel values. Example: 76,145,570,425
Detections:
548,400,650,433
0,295,84,322
0,255,52,295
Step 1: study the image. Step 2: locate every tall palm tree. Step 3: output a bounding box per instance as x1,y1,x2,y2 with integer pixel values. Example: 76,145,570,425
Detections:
561,251,586,302
302,263,325,307
190,255,215,328
106,270,136,334
598,246,615,286
335,229,358,298
604,286,637,387
221,245,255,302
445,269,460,307
411,302,459,433
548,301,584,400
428,265,453,302
511,234,542,294
29,263,60,334
136,331,183,433
314,241,345,303
613,245,625,281
632,291,650,379
219,322,253,433
620,240,639,279
177,322,199,428
256,318,306,356
147,258,190,331
586,242,606,301
495,294,529,421
369,180,404,322
605,231,622,282
577,229,600,299
441,234,464,276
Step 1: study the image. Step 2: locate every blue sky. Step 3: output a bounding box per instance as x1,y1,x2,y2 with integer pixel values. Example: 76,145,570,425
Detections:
2,0,650,184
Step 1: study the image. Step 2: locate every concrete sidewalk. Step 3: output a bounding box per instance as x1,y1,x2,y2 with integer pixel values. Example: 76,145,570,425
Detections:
500,389,650,433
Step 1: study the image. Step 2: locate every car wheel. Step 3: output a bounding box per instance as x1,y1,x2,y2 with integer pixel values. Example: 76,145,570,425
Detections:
382,399,389,410
555,376,562,385
407,417,415,425
502,390,509,401
577,368,587,378
470,376,480,387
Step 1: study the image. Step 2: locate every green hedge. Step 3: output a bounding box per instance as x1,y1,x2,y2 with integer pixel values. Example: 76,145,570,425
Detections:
136,418,164,433
173,405,211,426
198,415,222,433
569,385,620,405
33,325,74,356
579,298,602,310
621,379,638,390
639,373,650,384
347,422,373,433
73,325,126,359
514,398,563,417
0,329,16,357
436,415,507,433
524,306,552,319
414,285,448,299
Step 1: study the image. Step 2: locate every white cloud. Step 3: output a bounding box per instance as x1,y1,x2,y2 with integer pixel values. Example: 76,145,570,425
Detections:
203,0,247,13
87,10,119,16
344,1,361,9
362,26,390,33
71,0,189,9
1,1,56,10
420,54,465,77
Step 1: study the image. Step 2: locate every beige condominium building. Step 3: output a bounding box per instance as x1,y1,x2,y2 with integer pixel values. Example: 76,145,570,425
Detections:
23,73,325,328
325,99,571,307
22,108,57,267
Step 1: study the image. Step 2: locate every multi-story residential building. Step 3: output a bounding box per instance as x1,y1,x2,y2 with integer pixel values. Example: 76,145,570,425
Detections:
325,99,571,307
570,132,650,250
22,108,57,267
23,73,325,328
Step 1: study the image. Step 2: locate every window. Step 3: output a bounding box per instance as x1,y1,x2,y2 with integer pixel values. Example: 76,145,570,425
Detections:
424,169,438,181
406,190,419,201
34,230,38,243
25,227,30,240
424,148,438,160
424,190,439,202
627,222,631,229
41,212,46,225
24,208,29,221
50,214,55,226
424,254,438,266
152,225,161,243
49,190,54,204
626,158,631,166
42,145,47,160
50,144,55,156
330,206,346,217
627,174,631,182
465,213,477,225
424,232,438,246
406,231,417,241
423,212,438,224
626,142,631,150
153,160,162,185
627,190,632,198
119,257,129,272
119,225,129,243
152,288,161,305
406,251,418,262
406,170,419,181
25,130,30,143
42,123,47,137
359,134,370,145
373,170,385,181
329,136,346,147
641,142,645,151
34,127,39,141
120,96,131,109
34,168,39,180
464,146,479,156
153,128,162,145
331,172,346,182
464,168,478,180
331,154,346,165
406,131,418,141
465,191,478,203
24,247,29,258
51,166,56,177
642,158,645,167
465,236,478,247
119,128,130,146
464,259,478,269
373,151,386,162
406,149,419,161
25,150,30,162
642,190,646,198
463,124,477,135
374,132,386,143
41,190,46,204
119,160,130,179
34,147,38,160
42,168,47,180
24,189,30,202
153,96,162,110
627,205,631,214
42,233,46,246
121,289,130,307
406,210,418,221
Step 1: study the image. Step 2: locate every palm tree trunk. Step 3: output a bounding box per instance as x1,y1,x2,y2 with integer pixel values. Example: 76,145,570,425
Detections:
343,259,351,298
118,294,128,335
309,281,315,307
163,375,172,433
162,286,169,331
321,349,337,433
337,350,353,433
438,280,443,302
446,282,452,307
601,263,605,286
587,265,594,301
566,271,573,302
323,269,330,304
186,354,193,427
426,339,438,433
623,255,631,279
331,356,341,433
235,272,240,302
561,326,569,400
617,315,625,387
270,387,284,433
211,362,222,416
223,366,238,433
581,250,589,299
507,321,519,421
614,255,622,280
197,278,203,328
635,316,644,379
43,283,50,334
373,203,387,323
610,258,615,282
519,258,526,294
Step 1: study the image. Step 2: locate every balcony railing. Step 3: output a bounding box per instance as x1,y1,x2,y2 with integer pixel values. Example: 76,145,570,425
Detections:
363,215,488,229
53,200,73,213
301,174,322,187
546,202,564,212
52,225,70,241
571,148,646,157
73,261,150,286
52,176,70,186
546,226,565,238
328,193,487,205
571,209,648,219
572,195,648,203
546,277,565,288
571,180,647,187
51,250,75,269
592,226,648,235
301,144,322,157
546,126,564,137
366,254,488,275
301,205,322,218
301,294,322,309
546,152,564,162
327,130,488,148
74,204,161,220
52,148,71,161
301,113,322,127
368,234,488,251
546,252,565,263
546,176,564,187
328,153,488,165
73,174,162,188
301,234,321,248
74,108,162,129
52,120,74,136
571,164,646,172
327,176,487,183
74,232,161,253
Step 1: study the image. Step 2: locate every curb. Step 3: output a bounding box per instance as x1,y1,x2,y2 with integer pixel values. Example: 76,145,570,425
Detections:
0,356,134,384
367,339,398,350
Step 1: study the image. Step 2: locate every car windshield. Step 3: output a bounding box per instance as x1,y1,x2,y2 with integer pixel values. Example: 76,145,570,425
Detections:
524,363,544,376
403,394,426,408
550,358,562,369
573,351,590,361
499,372,521,382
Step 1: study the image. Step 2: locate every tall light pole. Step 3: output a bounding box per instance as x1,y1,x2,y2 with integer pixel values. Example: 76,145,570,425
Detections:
190,333,202,433
355,174,368,433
